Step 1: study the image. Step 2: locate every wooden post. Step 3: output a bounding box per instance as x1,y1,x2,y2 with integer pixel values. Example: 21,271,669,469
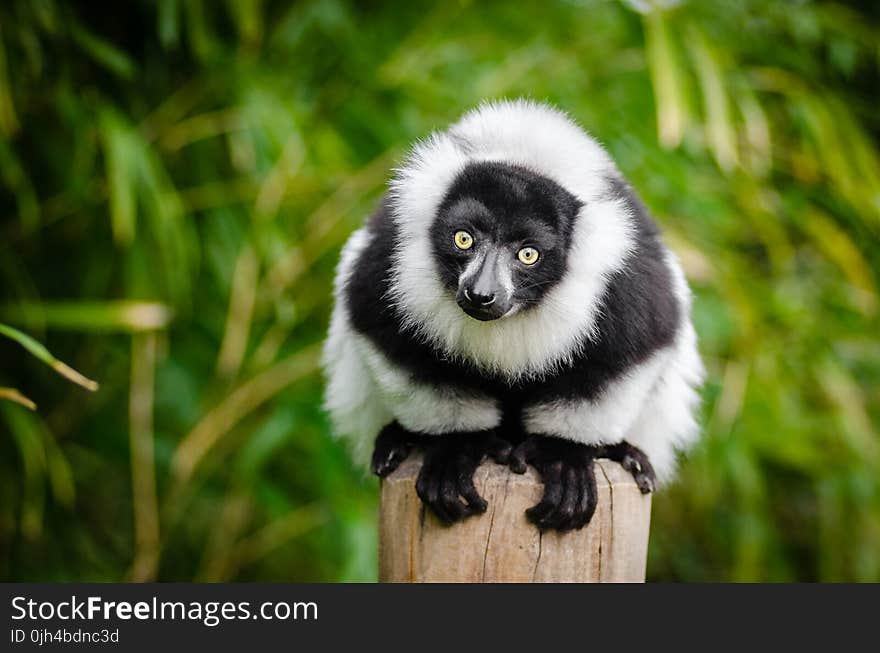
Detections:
378,455,651,582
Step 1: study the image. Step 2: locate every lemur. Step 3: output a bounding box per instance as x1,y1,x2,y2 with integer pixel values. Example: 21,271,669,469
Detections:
323,100,704,531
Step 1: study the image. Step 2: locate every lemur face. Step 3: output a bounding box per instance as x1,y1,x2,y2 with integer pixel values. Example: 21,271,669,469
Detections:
429,161,582,321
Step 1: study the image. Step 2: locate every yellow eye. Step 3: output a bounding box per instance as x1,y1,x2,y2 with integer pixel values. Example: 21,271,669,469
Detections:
454,230,474,250
517,247,540,265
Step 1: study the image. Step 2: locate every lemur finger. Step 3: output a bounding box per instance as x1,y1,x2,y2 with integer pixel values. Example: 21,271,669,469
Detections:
604,441,657,494
456,466,488,514
568,467,589,530
370,442,409,477
575,461,599,529
552,467,580,531
584,460,599,525
537,466,578,531
416,461,453,524
451,448,487,514
509,437,538,474
414,463,433,503
371,423,412,477
438,465,469,522
622,453,656,494
526,461,564,527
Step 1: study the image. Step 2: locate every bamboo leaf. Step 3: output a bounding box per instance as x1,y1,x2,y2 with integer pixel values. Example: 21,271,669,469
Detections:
0,323,98,391
686,25,739,172
69,22,135,79
0,301,172,333
100,109,138,244
644,9,688,148
0,387,36,410
0,27,19,135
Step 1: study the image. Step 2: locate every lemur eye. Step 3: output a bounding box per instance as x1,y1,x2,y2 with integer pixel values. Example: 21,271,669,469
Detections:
517,247,540,265
453,230,474,250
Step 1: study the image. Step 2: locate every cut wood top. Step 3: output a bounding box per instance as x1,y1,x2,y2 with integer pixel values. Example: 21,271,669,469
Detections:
379,455,652,583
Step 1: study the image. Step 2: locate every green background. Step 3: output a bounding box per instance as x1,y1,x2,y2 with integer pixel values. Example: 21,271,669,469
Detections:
1,0,878,582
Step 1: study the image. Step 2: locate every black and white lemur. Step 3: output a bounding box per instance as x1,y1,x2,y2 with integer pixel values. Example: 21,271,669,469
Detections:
323,100,704,531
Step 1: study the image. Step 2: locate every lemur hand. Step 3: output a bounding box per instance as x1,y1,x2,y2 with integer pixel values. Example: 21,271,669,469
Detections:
599,441,657,494
371,421,420,477
415,431,512,525
508,435,599,532
509,437,657,531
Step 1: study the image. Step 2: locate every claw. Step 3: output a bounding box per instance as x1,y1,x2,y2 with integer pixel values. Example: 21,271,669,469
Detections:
605,442,657,494
371,422,415,477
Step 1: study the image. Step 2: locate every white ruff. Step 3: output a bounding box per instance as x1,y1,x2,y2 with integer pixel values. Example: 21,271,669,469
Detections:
389,99,635,380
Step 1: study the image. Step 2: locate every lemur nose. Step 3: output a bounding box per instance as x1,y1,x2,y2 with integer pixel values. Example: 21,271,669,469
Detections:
465,288,496,306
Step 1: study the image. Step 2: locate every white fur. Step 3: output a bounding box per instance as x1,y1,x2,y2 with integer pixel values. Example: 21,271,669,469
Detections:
357,337,500,435
522,347,673,447
389,99,635,380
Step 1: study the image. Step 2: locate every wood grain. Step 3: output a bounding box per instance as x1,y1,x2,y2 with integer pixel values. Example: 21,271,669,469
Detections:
378,455,651,583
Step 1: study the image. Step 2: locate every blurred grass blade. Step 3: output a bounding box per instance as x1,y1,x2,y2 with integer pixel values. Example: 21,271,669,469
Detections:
686,25,738,172
0,139,39,233
216,244,258,378
171,343,321,489
735,86,772,176
233,502,327,568
0,323,98,391
158,0,180,48
69,22,135,79
2,403,76,540
129,333,160,582
2,403,46,539
228,0,264,48
100,109,138,244
1,300,172,332
0,28,19,135
803,209,877,314
184,0,216,61
644,8,687,148
0,387,36,410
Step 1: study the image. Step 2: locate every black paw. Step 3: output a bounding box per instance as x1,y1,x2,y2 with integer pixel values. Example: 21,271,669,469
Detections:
602,441,657,494
415,432,510,525
371,422,420,477
509,435,598,532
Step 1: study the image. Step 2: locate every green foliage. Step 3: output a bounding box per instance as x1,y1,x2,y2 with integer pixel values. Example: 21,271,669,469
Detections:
0,0,878,581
